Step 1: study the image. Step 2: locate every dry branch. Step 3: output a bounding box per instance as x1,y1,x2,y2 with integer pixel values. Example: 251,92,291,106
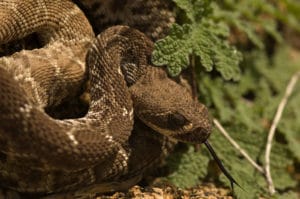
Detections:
264,70,300,194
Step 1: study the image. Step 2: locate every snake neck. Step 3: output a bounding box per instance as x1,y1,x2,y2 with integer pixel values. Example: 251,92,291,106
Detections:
86,26,154,102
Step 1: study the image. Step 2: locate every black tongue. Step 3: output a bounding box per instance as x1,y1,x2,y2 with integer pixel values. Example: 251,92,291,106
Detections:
204,141,243,191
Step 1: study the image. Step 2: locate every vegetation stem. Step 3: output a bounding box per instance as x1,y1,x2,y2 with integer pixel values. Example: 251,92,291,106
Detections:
213,119,264,174
264,70,300,194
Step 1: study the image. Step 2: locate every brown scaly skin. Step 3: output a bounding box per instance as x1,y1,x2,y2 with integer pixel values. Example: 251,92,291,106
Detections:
74,0,175,40
0,0,215,198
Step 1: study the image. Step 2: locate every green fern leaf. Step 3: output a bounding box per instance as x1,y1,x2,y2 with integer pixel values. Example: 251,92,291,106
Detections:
152,0,242,80
152,23,242,79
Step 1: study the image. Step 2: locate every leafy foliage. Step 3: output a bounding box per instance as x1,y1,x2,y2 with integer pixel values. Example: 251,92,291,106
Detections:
166,145,210,188
211,0,283,48
152,0,242,79
154,0,300,198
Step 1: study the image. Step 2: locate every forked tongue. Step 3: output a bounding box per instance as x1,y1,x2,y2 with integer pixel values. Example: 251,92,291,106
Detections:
204,141,244,192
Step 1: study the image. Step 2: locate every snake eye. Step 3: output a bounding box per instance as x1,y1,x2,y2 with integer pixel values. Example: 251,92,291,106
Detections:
168,113,188,128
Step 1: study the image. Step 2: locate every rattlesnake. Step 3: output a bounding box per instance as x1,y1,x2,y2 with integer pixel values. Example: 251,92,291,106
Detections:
0,0,213,197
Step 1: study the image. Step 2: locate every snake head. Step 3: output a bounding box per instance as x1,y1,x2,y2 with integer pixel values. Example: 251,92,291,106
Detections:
130,67,212,144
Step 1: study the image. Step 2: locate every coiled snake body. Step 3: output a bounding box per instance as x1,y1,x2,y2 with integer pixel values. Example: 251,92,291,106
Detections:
0,0,211,196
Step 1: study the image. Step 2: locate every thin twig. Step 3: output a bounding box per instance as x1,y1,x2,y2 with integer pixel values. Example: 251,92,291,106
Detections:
213,119,264,174
264,71,300,195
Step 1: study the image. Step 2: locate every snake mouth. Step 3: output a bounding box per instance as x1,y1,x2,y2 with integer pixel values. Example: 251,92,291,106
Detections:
172,127,211,144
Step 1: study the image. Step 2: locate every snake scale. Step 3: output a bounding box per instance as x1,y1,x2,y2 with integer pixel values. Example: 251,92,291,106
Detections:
0,0,217,198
